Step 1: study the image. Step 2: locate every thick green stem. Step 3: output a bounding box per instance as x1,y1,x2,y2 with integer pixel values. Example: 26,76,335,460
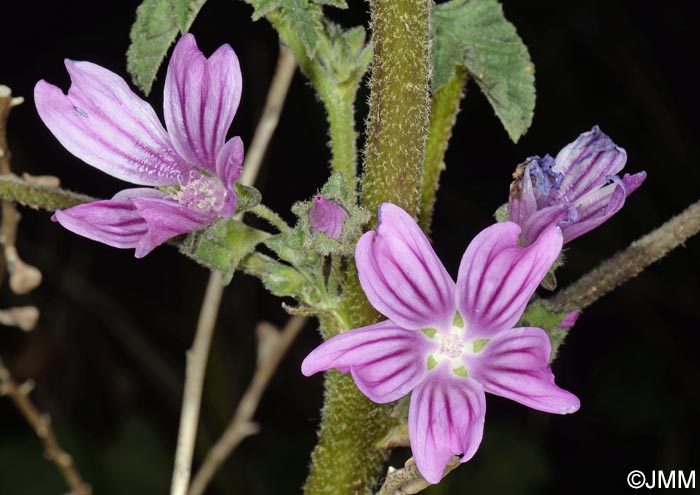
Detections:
360,0,432,221
267,13,360,190
0,175,93,210
419,67,468,232
304,2,432,494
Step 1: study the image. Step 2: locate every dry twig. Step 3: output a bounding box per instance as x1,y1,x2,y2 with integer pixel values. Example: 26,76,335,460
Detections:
188,315,307,495
0,355,92,495
169,46,297,495
548,198,700,313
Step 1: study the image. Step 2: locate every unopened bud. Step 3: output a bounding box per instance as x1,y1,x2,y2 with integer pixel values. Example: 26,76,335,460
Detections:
309,195,348,241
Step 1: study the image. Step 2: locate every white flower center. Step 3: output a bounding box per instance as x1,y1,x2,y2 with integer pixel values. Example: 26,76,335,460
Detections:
172,171,225,213
438,332,463,359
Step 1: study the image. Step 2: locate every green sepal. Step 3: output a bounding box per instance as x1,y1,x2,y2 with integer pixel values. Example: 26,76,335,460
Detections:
234,183,263,213
453,365,469,377
427,355,438,370
518,299,569,361
472,339,489,353
494,202,509,222
452,311,465,328
431,0,536,142
290,172,370,257
180,218,270,283
540,251,565,291
422,327,438,339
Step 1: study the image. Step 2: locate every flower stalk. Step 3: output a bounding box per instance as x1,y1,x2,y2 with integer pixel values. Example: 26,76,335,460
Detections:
419,67,468,232
304,2,433,494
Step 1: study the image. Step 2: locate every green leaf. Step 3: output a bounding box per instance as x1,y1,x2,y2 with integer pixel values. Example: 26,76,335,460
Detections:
431,0,535,142
243,0,323,57
281,0,324,56
180,219,270,283
247,0,284,20
127,0,208,94
313,0,347,8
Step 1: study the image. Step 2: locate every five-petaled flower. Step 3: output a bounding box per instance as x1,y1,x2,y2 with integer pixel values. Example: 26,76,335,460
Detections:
508,126,646,246
302,203,580,483
35,34,244,257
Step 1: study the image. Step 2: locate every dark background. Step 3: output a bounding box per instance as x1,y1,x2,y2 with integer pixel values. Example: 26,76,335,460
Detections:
1,1,699,494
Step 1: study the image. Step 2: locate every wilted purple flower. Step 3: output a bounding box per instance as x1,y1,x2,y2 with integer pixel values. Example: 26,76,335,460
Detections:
302,203,579,483
34,34,243,257
509,126,646,246
309,195,349,240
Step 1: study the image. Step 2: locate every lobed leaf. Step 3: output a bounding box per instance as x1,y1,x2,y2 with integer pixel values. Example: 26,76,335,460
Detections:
431,0,535,142
127,0,209,94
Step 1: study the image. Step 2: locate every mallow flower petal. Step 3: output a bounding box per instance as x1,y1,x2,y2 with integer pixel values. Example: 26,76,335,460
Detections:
131,196,216,258
409,366,486,484
356,203,456,331
164,34,242,171
51,196,152,249
456,222,562,339
553,126,627,203
35,62,188,186
466,327,580,414
215,136,244,217
520,204,570,247
508,168,538,229
301,320,434,403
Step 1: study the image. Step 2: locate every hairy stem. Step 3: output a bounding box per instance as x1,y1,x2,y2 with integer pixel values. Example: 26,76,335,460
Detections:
360,0,432,221
419,68,468,232
267,13,361,190
304,2,432,495
0,355,92,495
548,198,700,313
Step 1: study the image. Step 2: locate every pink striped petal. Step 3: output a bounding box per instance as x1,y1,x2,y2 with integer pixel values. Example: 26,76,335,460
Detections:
35,62,188,186
51,188,165,249
164,34,242,172
409,366,486,484
215,136,244,217
356,203,456,331
520,204,570,247
131,196,215,258
301,321,434,403
466,327,580,414
553,126,627,203
456,222,562,339
508,167,538,229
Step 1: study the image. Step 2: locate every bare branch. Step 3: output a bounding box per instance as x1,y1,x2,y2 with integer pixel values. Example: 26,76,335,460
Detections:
188,316,307,495
169,46,297,495
548,198,700,313
0,355,92,495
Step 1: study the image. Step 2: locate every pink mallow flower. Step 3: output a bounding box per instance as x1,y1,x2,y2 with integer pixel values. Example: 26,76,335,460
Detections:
302,203,580,483
309,195,349,240
509,126,646,246
34,34,243,257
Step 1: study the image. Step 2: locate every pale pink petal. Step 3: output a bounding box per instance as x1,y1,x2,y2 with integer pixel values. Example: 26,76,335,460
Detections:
466,327,580,414
51,192,156,249
409,366,486,484
131,196,215,258
215,136,244,217
455,222,562,339
356,203,456,331
35,63,189,186
301,321,434,403
164,34,242,171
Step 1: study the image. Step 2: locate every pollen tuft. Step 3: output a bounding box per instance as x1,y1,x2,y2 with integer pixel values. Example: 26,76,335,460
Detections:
172,171,225,213
439,333,462,359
